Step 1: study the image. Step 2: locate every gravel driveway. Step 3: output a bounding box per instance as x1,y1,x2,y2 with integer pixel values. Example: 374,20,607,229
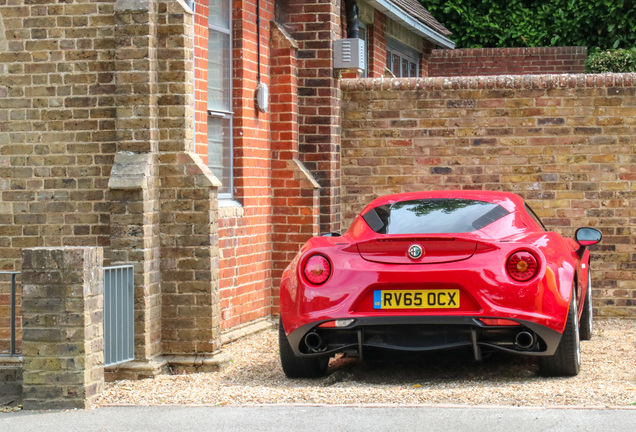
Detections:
99,318,636,407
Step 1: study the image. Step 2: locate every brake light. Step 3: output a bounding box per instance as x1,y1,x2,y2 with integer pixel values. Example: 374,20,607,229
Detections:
506,251,539,281
303,254,331,285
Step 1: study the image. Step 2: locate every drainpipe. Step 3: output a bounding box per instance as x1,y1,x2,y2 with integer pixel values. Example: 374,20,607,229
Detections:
254,0,269,113
344,0,359,39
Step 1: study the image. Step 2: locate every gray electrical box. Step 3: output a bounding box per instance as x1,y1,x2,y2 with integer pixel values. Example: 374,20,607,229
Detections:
334,38,366,71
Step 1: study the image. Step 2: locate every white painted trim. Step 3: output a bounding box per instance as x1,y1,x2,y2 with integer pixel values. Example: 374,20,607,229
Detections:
364,0,455,49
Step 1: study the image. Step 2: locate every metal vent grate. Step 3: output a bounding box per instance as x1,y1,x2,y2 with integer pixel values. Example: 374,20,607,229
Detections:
334,38,366,70
104,265,134,367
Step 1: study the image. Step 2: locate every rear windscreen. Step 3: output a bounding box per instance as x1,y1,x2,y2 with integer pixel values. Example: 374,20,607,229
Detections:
362,198,510,234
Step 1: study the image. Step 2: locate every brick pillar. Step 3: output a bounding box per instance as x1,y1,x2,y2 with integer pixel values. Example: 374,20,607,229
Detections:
270,24,320,313
282,0,343,234
114,0,159,154
368,10,387,78
111,0,163,379
108,153,162,379
156,0,227,371
419,40,434,77
20,247,104,410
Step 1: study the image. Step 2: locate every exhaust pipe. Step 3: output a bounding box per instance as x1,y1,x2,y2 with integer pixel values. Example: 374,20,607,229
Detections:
515,331,535,350
304,332,324,352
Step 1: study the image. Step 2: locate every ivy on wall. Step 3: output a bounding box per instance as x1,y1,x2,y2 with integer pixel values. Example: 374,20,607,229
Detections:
423,0,636,49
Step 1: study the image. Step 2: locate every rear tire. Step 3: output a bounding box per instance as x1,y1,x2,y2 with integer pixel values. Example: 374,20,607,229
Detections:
579,268,593,341
539,293,581,377
279,318,329,378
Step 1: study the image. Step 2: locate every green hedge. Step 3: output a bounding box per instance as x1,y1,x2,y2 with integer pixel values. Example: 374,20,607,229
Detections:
423,0,636,49
586,48,636,73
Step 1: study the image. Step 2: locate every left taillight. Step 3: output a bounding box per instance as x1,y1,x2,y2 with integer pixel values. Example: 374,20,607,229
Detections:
303,254,331,285
506,251,539,282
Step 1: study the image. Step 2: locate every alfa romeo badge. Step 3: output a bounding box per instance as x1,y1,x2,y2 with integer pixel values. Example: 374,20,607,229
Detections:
408,244,423,259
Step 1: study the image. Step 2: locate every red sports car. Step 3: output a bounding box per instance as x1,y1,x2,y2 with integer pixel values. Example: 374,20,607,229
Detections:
278,190,602,378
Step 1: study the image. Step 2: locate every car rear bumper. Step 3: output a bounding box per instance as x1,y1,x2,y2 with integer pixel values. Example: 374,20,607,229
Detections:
285,316,563,359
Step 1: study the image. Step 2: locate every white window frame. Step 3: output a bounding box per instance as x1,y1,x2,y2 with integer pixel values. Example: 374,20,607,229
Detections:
207,0,233,199
386,38,420,78
359,22,369,78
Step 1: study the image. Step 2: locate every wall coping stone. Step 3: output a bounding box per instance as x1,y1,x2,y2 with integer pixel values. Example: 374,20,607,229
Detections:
272,22,298,50
108,152,152,190
115,0,150,12
293,158,320,189
431,46,588,58
341,73,636,91
181,152,222,188
167,0,194,15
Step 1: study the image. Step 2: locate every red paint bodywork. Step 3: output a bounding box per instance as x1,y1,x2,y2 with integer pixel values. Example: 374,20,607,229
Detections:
280,191,592,356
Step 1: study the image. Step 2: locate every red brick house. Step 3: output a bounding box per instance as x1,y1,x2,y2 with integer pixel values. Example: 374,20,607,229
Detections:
0,0,455,378
201,0,454,336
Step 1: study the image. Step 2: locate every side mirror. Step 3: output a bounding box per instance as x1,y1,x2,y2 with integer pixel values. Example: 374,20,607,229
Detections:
575,227,602,246
574,227,602,256
321,232,342,237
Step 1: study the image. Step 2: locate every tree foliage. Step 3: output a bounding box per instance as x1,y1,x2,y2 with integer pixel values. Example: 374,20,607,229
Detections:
423,0,636,49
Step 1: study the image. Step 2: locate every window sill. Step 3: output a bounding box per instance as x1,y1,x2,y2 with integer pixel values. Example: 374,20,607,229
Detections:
218,199,244,219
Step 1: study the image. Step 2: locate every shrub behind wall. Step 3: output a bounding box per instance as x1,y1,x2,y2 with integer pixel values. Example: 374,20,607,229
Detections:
586,48,636,73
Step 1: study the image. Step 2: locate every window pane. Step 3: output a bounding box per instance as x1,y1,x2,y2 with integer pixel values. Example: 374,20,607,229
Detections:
392,53,400,77
359,26,366,44
387,38,420,78
402,58,409,77
207,116,232,195
386,52,392,71
209,0,230,29
362,199,509,234
207,30,231,111
359,26,367,78
409,61,417,77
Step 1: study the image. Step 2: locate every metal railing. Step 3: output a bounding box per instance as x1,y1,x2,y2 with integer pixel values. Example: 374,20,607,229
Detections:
103,265,135,367
0,271,19,357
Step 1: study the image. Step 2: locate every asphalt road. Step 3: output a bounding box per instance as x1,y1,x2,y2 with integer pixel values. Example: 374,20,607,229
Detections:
1,405,635,432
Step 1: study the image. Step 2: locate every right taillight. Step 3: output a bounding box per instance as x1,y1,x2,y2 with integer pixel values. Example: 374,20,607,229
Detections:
303,254,331,285
506,251,539,281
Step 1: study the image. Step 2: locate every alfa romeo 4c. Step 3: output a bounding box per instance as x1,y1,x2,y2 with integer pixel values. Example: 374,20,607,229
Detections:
278,191,602,378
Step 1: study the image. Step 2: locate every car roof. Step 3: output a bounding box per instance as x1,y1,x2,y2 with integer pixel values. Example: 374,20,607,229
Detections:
361,190,524,214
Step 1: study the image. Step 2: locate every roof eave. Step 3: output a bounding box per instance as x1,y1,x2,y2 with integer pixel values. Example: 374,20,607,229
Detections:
366,0,455,49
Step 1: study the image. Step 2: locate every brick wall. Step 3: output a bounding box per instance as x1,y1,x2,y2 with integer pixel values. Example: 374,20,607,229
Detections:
0,0,118,355
341,74,635,317
279,0,343,234
0,1,116,260
270,23,320,314
0,357,21,399
0,0,228,373
419,41,434,77
367,10,387,78
0,273,20,355
111,0,163,370
429,47,588,77
193,0,275,331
